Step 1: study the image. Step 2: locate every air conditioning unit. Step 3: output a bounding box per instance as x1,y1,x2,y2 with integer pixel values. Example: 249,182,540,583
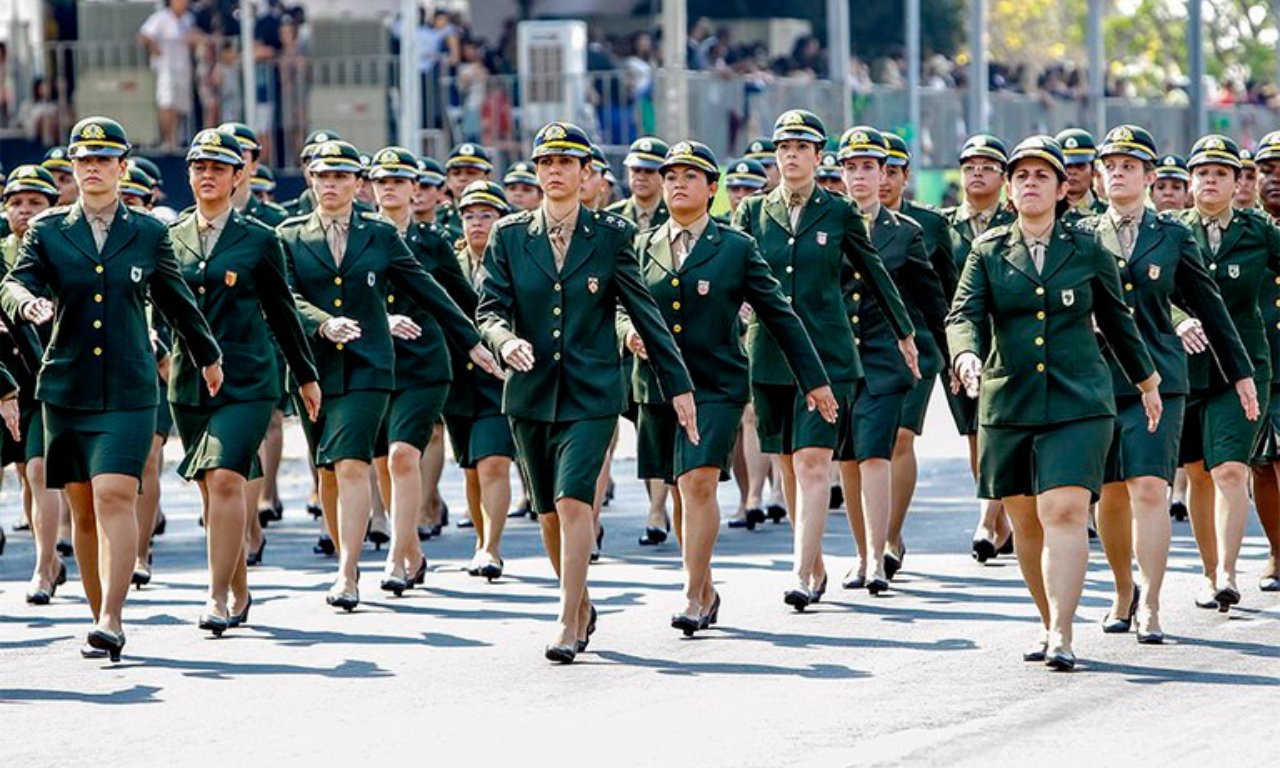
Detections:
516,20,588,141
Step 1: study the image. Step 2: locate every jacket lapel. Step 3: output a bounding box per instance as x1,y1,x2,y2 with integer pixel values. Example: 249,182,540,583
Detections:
558,211,598,280
98,205,138,263
645,221,676,276
1216,211,1244,258
298,213,339,274
679,219,723,273
1000,224,1040,284
1038,223,1075,283
59,202,102,262
170,213,203,261
209,210,249,260
792,188,828,238
1129,210,1165,266
763,187,791,233
339,211,371,273
870,206,896,255
523,209,562,282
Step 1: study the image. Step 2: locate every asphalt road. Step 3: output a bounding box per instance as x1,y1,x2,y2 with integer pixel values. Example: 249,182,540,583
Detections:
1,414,1277,767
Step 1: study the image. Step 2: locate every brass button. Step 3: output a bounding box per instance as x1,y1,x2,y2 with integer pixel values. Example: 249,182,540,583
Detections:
336,343,344,350
671,278,680,287
673,324,683,333
787,237,795,245
552,329,561,338
852,316,860,324
466,362,474,370
855,337,861,346
1035,337,1044,346
1125,283,1134,291
672,301,681,310
334,299,343,307
854,272,862,280
93,320,102,329
1036,311,1045,320
334,277,343,285
94,293,103,303
198,261,206,269
783,296,792,304
785,265,794,274
1035,287,1045,296
553,352,562,361
387,295,395,304
198,287,206,295
95,265,104,274
852,293,861,301
1118,260,1127,268
554,283,562,292
553,307,561,316
1274,275,1280,285
1036,363,1046,372
1209,263,1218,271
93,347,102,356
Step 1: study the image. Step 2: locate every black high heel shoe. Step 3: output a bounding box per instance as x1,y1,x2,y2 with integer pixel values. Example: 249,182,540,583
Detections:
1214,585,1241,613
152,511,167,537
306,501,322,519
997,535,1014,556
671,612,702,636
26,583,52,605
638,518,670,546
700,591,721,629
228,593,252,629
326,585,360,612
131,565,152,589
604,479,615,507
1045,648,1077,671
270,499,284,521
810,574,829,603
380,573,409,597
56,539,73,557
590,525,604,564
867,577,890,596
246,537,266,567
87,628,126,662
971,538,996,563
783,588,811,612
365,522,391,551
1103,585,1140,633
479,559,504,582
312,534,335,556
545,644,576,664
0,527,6,556
828,484,844,510
885,547,905,580
55,560,67,588
257,506,274,529
198,613,229,637
409,556,428,586
765,503,787,524
1169,500,1188,522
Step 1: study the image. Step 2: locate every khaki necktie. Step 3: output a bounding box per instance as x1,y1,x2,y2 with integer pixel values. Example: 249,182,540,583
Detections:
637,210,652,230
549,223,570,271
672,229,691,271
198,218,218,257
91,215,111,253
1117,216,1137,259
972,212,989,237
1204,217,1223,255
862,213,875,235
788,192,805,231
327,220,349,266
1028,239,1047,274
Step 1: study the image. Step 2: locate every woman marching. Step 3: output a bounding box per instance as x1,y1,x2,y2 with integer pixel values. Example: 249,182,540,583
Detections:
477,121,696,663
169,128,322,635
1,165,65,604
444,180,520,580
1173,134,1277,613
0,117,224,661
363,146,473,594
279,139,499,611
625,140,836,633
948,135,1160,671
1085,126,1253,643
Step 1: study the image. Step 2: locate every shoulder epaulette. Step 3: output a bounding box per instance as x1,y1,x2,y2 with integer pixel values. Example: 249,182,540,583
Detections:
495,210,533,230
30,205,71,225
594,210,630,231
974,224,1010,245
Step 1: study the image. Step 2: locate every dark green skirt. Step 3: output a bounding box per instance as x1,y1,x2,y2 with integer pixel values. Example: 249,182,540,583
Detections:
977,416,1114,502
752,380,858,456
1181,383,1271,469
43,404,155,489
172,399,275,480
155,378,174,439
839,385,906,462
375,383,449,456
296,390,390,467
443,413,516,469
944,385,979,437
636,401,742,485
1251,384,1280,464
510,416,616,514
1104,394,1185,484
22,402,44,464
899,373,935,436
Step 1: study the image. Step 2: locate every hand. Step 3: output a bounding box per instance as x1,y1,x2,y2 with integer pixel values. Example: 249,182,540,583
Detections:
805,384,839,424
898,334,921,380
21,298,53,325
0,397,19,441
499,338,535,372
1176,317,1208,355
625,329,648,360
469,343,505,380
738,302,753,324
202,361,223,397
671,392,699,446
388,314,422,341
156,353,172,384
299,381,322,422
948,367,963,395
0,316,8,334
954,352,983,399
1141,386,1163,433
320,317,362,344
1236,376,1261,421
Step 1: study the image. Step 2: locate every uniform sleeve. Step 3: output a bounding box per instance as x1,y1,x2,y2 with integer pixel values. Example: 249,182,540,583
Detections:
0,224,51,323
743,236,830,393
1170,228,1252,383
424,234,478,317
611,229,693,399
926,215,960,300
946,247,990,364
253,233,319,386
730,199,753,237
149,229,222,368
0,230,50,374
280,237,333,337
897,225,951,360
844,205,914,339
387,229,481,352
477,227,520,353
1090,240,1155,387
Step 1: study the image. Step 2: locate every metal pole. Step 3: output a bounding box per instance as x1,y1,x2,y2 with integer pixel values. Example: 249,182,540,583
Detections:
660,0,687,140
1086,0,1104,136
1188,0,1206,139
968,0,988,133
827,0,852,130
906,0,921,162
399,0,419,151
240,0,255,130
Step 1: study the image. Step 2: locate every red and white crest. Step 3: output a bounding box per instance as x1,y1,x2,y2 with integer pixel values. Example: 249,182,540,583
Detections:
816,232,828,246
697,280,710,296
224,270,238,287
587,276,599,293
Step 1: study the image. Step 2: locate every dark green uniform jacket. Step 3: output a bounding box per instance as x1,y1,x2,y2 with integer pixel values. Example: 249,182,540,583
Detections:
623,218,828,405
900,199,959,299
444,246,503,418
167,209,318,406
604,197,669,230
851,205,950,394
0,202,221,410
387,220,472,389
732,184,913,386
279,210,480,397
943,201,1016,277
477,206,694,421
244,195,289,227
1079,209,1251,397
947,220,1156,427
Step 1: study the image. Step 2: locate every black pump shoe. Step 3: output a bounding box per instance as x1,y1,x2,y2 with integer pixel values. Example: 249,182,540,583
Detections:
86,628,126,663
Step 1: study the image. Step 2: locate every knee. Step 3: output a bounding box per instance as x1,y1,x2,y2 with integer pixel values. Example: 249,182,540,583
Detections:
1038,501,1086,530
678,471,718,502
334,460,369,484
1211,462,1249,490
1128,479,1167,510
25,460,45,487
93,481,137,512
791,451,828,484
476,458,509,485
892,431,915,461
205,470,243,501
387,444,420,477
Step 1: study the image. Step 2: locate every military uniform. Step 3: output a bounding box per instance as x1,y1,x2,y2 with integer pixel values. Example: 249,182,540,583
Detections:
1056,128,1108,223
476,122,693,513
280,140,481,467
733,168,913,455
947,136,1156,501
626,144,828,483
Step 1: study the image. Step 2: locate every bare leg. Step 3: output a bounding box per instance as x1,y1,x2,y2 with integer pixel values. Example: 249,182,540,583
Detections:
386,443,426,578
476,456,511,562
1003,494,1048,629
1095,481,1135,618
134,435,164,574
89,474,142,635
332,459,373,591
1210,461,1251,594
549,498,594,647
1254,464,1280,581
676,467,721,615
26,459,63,591
64,483,100,619
839,460,867,582
1184,461,1218,591
1036,486,1092,654
730,426,749,518
644,479,670,530
888,428,917,556
789,446,833,589
859,457,892,583
419,424,445,527
1128,476,1171,634
257,409,284,510
203,469,248,618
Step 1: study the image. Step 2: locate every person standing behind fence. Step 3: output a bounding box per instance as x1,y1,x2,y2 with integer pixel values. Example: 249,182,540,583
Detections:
140,0,201,151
